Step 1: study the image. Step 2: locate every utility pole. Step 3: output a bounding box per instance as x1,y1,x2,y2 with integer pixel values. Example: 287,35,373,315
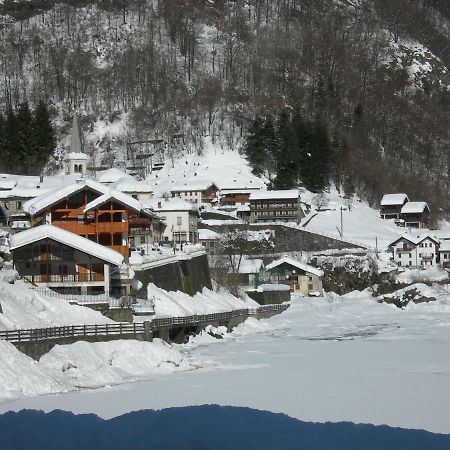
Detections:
340,206,344,238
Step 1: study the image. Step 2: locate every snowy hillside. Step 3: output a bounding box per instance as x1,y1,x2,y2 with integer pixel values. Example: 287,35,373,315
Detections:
146,138,266,197
301,188,403,249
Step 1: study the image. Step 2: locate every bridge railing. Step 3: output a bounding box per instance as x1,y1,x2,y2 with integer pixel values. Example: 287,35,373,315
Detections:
0,303,290,343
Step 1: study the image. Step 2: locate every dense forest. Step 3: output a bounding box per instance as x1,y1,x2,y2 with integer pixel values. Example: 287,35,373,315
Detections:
0,0,449,219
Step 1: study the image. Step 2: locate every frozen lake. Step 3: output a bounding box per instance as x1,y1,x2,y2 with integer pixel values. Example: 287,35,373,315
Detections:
1,293,450,434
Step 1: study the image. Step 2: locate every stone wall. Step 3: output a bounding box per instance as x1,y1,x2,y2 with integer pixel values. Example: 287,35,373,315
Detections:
133,254,212,298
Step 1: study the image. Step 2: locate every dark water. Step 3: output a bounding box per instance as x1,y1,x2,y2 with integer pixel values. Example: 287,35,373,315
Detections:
0,405,449,450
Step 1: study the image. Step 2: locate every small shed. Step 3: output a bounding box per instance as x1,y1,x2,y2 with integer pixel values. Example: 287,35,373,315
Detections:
265,256,323,296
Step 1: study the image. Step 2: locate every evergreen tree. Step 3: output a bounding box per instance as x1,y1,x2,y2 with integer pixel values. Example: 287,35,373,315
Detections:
4,106,20,173
30,100,56,175
261,115,277,180
16,101,33,174
274,110,298,189
244,116,266,174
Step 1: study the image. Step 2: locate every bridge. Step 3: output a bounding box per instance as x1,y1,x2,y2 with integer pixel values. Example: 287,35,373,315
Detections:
0,304,290,359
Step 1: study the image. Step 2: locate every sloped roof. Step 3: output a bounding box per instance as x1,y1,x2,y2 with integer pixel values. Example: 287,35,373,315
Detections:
84,190,142,213
266,256,323,277
113,178,154,193
63,152,89,161
388,233,439,247
96,168,133,184
380,193,409,206
401,202,429,214
9,225,124,266
250,190,300,201
170,179,217,192
142,197,198,212
439,240,450,252
238,258,264,274
23,179,108,215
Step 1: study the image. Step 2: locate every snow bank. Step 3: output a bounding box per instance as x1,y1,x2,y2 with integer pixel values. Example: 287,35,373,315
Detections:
40,339,191,389
0,341,66,401
0,281,114,330
147,284,259,317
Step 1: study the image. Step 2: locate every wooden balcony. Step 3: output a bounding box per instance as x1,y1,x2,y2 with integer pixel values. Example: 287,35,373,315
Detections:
27,273,104,284
396,247,413,253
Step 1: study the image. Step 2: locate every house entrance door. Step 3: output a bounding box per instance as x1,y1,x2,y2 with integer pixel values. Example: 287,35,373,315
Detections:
77,264,89,282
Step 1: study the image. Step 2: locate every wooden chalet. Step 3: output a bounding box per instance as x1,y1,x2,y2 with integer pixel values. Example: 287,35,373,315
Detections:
400,202,430,228
10,225,126,296
380,193,409,220
23,180,162,261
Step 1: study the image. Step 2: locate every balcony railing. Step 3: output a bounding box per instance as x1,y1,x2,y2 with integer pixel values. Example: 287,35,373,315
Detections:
396,247,413,253
25,273,104,284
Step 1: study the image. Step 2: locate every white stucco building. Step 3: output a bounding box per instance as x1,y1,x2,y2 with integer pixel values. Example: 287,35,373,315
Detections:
143,197,199,243
389,233,439,268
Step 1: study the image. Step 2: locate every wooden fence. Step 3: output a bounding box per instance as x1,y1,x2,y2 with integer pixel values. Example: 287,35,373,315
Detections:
0,304,289,344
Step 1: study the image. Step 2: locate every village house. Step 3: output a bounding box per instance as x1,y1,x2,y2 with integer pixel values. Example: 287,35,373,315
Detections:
265,256,323,296
380,193,409,220
236,258,265,288
388,233,439,268
400,202,430,228
438,240,450,272
112,178,154,200
23,179,161,261
220,188,261,206
9,225,132,296
249,190,304,224
198,228,221,257
170,180,219,206
142,197,199,244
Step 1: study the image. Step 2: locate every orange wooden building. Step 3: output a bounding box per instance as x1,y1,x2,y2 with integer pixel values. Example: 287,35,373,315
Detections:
24,180,161,262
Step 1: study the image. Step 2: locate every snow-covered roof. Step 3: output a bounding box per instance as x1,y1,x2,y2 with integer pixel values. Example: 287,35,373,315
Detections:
24,179,108,215
0,179,17,190
236,204,251,212
265,256,323,277
380,193,409,206
142,197,198,212
438,240,450,252
9,225,124,266
250,190,300,201
238,258,264,274
221,188,261,195
198,228,221,240
96,168,133,184
0,186,51,200
401,202,429,214
63,152,90,161
388,233,439,247
170,180,217,192
113,178,154,193
266,256,323,277
84,190,142,213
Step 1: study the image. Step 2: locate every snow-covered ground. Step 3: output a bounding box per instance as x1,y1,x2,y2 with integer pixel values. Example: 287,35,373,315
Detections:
146,138,266,197
2,288,450,433
0,281,114,330
146,284,259,318
301,188,402,249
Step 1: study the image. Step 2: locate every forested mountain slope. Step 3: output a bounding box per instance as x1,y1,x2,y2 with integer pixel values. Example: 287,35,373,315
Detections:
0,0,449,219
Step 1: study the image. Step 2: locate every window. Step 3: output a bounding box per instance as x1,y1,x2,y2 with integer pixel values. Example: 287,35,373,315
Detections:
419,253,422,257
419,243,423,248
113,233,122,245
140,236,146,244
445,254,448,260
408,261,412,266
398,261,402,266
177,216,182,226
409,253,412,258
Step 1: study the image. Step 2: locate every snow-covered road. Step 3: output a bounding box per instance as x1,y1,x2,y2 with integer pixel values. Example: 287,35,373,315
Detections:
1,293,450,434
